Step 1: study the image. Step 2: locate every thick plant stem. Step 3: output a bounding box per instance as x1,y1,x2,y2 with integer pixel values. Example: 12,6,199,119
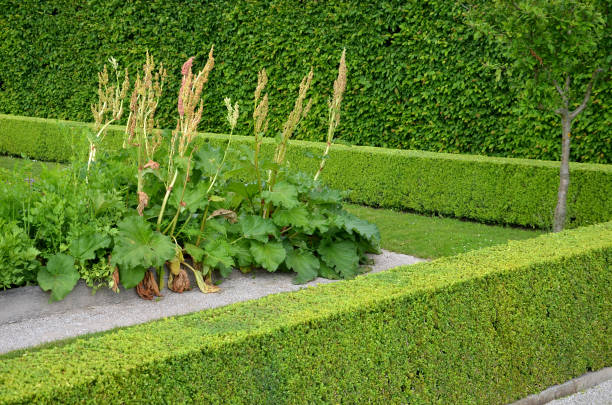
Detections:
263,142,284,219
262,175,276,219
137,142,144,194
86,143,97,183
314,140,332,181
207,129,234,194
195,205,210,247
314,107,336,182
122,111,133,149
166,155,194,237
157,169,179,232
158,265,165,291
254,139,263,193
553,114,572,232
191,131,235,240
86,118,116,181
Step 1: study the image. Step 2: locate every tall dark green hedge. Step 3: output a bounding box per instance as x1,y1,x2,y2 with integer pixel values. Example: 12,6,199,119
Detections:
0,1,609,163
1,222,610,404
1,114,611,229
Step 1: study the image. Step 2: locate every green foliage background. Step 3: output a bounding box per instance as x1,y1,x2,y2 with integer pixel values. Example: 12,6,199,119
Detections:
0,1,609,163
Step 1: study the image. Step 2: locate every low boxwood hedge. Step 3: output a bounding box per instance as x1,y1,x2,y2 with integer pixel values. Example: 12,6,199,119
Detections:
1,113,611,229
0,221,610,404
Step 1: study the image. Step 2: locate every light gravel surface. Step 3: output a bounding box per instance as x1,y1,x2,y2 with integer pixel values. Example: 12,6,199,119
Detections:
548,379,612,405
0,249,425,354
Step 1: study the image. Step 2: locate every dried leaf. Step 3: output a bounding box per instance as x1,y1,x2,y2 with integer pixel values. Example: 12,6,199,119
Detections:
136,268,162,300
208,209,238,223
111,267,120,293
204,272,220,293
168,269,190,293
190,265,220,293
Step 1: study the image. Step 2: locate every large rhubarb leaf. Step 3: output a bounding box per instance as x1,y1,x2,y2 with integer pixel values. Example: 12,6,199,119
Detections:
303,212,330,234
111,216,175,272
317,239,359,279
286,248,320,284
227,181,259,200
240,215,278,242
336,212,381,244
184,243,205,262
233,239,253,267
318,261,341,279
249,241,286,272
203,239,235,269
262,181,299,208
37,254,80,302
194,144,223,177
69,232,111,262
308,188,343,205
272,206,309,228
118,265,146,290
172,182,209,213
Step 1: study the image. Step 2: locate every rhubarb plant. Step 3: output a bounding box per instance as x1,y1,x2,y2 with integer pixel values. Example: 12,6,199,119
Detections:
7,48,380,302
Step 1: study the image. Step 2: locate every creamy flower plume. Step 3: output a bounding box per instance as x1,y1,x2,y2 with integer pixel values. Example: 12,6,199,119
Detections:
224,97,239,131
88,56,129,181
314,49,348,181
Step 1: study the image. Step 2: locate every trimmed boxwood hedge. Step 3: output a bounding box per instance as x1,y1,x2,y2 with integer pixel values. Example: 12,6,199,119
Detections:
1,114,611,229
0,221,610,404
0,0,610,163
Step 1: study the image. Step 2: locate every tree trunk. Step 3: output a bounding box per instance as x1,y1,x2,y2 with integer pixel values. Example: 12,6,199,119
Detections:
553,114,572,232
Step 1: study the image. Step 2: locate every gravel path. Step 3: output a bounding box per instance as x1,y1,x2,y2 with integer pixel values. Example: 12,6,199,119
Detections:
0,249,425,354
548,379,612,405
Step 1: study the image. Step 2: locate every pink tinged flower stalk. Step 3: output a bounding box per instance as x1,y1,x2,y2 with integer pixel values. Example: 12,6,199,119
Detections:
178,96,184,117
181,57,194,75
159,48,214,233
178,56,194,117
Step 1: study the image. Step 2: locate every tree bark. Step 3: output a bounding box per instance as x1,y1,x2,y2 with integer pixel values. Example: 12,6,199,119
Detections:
553,114,571,232
551,69,601,232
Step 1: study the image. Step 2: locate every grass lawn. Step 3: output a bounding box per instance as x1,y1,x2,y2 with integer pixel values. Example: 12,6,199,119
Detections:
345,204,543,259
0,155,61,176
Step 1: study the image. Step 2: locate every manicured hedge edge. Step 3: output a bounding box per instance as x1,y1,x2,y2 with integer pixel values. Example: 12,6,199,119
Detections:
0,222,610,404
1,114,611,229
